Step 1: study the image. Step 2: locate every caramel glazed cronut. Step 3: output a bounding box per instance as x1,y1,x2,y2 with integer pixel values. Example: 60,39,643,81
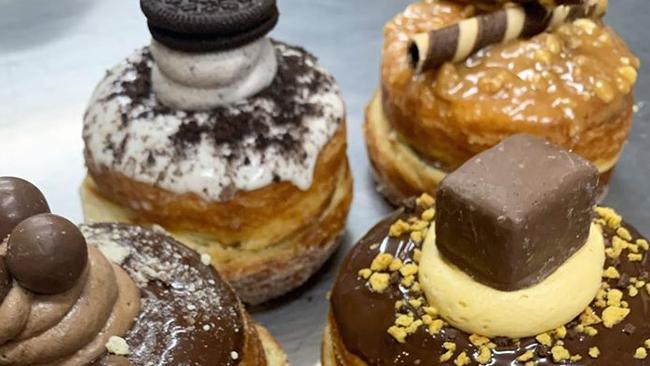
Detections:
366,0,638,204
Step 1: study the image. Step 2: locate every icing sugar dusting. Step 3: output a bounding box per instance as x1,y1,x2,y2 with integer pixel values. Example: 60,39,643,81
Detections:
83,41,345,202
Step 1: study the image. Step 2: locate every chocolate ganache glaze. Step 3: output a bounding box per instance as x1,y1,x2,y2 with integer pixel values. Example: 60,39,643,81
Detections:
331,203,650,365
83,223,246,366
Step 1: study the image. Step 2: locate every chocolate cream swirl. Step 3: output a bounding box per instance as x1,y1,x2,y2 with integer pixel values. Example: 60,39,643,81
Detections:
0,245,140,365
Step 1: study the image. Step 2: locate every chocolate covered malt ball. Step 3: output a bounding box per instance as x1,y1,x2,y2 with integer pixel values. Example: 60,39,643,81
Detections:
0,177,50,240
6,214,88,294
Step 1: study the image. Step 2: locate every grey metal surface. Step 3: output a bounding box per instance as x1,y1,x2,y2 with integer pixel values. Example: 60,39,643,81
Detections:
0,0,648,365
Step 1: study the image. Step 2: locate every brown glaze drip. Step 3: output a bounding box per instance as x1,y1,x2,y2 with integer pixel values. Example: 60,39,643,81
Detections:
81,223,245,366
331,208,650,365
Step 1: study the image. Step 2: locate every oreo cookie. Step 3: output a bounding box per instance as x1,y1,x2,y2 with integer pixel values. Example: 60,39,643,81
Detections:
141,0,278,52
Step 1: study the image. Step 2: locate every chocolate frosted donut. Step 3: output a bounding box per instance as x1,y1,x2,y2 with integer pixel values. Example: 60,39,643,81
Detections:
325,200,650,365
365,0,639,205
81,223,247,365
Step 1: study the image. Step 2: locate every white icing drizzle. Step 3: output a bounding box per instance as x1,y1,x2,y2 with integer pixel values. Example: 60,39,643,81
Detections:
83,42,345,202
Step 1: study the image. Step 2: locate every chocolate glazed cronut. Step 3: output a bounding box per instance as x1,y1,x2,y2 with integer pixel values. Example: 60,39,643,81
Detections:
327,203,650,366
368,0,639,202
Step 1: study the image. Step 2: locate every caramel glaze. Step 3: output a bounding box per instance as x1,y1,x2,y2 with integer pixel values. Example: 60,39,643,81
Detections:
381,0,638,172
331,207,650,365
80,223,246,366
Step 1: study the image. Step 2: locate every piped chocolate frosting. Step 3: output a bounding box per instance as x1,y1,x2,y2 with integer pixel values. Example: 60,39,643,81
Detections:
435,134,599,290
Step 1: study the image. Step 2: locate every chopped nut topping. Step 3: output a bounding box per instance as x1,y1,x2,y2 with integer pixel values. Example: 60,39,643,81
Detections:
429,319,445,334
517,350,534,362
358,268,372,279
416,193,434,208
371,253,394,271
535,333,552,347
369,273,390,293
589,346,601,358
551,345,571,362
634,347,648,360
106,336,130,356
628,253,643,262
595,207,622,229
469,334,490,347
421,208,436,222
603,266,620,279
399,263,418,277
602,306,630,328
389,258,403,272
388,325,407,343
389,220,410,237
476,346,492,364
454,351,471,366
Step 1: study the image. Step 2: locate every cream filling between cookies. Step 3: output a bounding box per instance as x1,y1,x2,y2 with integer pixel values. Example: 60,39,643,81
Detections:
419,222,605,338
150,38,278,110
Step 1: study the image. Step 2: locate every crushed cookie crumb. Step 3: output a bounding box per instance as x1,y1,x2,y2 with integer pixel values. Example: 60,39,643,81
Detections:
638,239,649,251
589,346,601,358
401,275,415,287
554,326,567,339
469,334,490,347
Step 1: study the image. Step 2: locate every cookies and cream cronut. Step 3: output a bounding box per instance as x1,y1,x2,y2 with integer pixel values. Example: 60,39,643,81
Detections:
0,176,287,365
325,136,650,365
365,0,639,204
81,0,352,304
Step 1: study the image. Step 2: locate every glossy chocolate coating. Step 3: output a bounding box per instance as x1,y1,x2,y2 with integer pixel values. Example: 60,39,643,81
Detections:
82,223,245,366
330,208,650,365
0,259,10,303
6,214,88,294
0,177,50,240
436,135,598,290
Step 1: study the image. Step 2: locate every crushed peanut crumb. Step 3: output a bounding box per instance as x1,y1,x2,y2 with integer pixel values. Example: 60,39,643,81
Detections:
635,347,648,360
602,306,630,328
369,273,390,293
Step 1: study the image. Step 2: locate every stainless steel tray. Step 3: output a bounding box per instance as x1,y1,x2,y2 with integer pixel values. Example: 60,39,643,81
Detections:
0,0,648,364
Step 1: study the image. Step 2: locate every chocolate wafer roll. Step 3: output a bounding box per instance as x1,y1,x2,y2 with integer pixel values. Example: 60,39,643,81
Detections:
409,0,608,72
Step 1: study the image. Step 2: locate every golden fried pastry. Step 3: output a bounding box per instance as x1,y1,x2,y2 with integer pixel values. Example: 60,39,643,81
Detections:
81,0,352,304
325,136,650,366
366,0,639,204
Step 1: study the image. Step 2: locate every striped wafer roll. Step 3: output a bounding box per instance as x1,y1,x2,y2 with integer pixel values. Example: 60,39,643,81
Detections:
409,0,608,73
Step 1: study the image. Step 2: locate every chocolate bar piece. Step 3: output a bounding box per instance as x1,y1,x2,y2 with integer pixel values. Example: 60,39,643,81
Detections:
435,135,598,291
